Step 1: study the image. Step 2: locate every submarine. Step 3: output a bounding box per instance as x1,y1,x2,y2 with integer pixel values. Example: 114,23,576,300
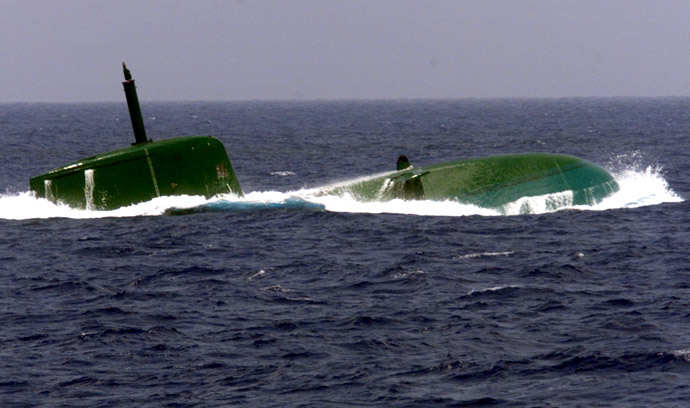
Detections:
29,64,618,214
29,64,243,210
317,152,619,213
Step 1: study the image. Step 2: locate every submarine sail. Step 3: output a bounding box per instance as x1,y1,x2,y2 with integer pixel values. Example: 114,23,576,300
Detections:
29,64,243,210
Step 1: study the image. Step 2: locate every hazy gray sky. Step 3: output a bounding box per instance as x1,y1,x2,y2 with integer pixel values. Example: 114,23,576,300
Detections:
3,0,690,102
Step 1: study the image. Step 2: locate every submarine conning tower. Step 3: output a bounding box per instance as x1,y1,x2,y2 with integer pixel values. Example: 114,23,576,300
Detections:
29,63,243,210
122,62,149,145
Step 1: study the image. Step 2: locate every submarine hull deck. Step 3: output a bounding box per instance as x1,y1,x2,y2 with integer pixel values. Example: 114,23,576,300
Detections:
319,153,619,212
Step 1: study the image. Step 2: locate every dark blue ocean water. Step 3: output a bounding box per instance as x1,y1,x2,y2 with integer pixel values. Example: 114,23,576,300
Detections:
0,99,689,407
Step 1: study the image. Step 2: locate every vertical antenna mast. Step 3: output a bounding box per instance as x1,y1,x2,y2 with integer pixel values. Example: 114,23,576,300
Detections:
122,62,149,145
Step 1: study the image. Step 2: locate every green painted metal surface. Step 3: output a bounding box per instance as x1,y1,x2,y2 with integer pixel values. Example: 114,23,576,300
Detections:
318,153,619,212
30,136,243,210
29,63,243,211
28,64,617,214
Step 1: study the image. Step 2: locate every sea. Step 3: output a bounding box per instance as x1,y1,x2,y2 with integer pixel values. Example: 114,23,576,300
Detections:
0,98,688,407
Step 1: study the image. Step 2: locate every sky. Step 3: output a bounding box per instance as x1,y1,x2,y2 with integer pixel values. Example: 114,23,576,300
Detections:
3,0,690,102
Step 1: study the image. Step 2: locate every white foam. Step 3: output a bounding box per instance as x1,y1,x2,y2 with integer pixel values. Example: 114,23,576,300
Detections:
500,190,573,215
302,192,500,217
248,269,267,280
454,251,515,260
588,165,683,210
669,349,690,362
467,284,521,296
0,161,683,220
0,192,209,220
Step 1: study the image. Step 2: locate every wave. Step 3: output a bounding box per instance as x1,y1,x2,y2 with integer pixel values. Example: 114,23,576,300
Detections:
0,161,683,220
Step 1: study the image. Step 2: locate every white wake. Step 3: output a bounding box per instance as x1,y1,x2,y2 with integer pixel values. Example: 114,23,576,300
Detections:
0,163,682,220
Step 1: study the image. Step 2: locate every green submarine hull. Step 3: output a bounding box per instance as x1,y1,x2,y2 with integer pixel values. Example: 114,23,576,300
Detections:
30,136,242,211
29,64,618,214
318,153,619,212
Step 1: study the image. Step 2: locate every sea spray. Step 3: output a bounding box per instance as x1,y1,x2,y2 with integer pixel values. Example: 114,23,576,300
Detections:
0,164,682,220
